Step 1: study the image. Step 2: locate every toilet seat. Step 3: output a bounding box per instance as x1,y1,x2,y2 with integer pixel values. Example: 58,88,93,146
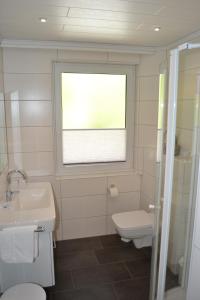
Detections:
1,283,46,300
112,210,154,248
112,210,153,230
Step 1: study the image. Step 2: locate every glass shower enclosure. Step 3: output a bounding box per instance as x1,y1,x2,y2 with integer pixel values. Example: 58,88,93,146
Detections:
150,44,200,300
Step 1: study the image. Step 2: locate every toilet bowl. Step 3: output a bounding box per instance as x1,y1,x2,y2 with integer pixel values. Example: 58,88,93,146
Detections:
1,283,46,300
112,210,154,249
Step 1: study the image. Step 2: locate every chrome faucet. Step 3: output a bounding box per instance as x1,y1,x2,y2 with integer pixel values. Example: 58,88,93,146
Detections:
7,169,28,184
5,170,27,203
5,190,17,202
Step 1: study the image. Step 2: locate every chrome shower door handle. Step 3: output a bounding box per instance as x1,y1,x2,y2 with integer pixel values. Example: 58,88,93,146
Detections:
149,204,155,210
149,204,161,210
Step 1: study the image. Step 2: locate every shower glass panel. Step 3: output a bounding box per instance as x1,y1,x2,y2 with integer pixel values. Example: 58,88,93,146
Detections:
149,71,167,300
164,49,200,297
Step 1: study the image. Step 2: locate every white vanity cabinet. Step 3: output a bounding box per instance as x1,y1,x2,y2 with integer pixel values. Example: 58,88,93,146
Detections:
0,232,55,293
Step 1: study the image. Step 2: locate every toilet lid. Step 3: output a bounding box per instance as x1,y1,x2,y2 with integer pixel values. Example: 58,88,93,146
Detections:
112,210,154,230
1,283,46,300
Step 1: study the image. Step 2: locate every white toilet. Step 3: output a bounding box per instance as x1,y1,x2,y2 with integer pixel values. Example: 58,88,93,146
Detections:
1,283,46,300
112,210,154,248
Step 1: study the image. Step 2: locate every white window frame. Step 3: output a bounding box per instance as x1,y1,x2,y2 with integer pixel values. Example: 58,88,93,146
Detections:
54,62,135,176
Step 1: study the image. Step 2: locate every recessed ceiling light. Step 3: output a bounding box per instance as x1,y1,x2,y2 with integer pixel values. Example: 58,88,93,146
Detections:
39,17,47,23
154,27,161,32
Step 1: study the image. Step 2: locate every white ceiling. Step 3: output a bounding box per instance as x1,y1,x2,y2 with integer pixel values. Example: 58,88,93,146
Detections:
0,0,200,47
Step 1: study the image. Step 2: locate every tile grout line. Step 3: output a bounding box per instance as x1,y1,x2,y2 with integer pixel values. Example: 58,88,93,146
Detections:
69,270,76,290
111,282,120,300
123,261,134,279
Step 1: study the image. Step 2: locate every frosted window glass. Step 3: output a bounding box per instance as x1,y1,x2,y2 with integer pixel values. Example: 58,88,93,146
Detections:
63,130,126,164
62,73,126,129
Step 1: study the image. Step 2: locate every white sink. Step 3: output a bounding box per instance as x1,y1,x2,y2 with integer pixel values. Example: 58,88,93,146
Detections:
0,182,56,232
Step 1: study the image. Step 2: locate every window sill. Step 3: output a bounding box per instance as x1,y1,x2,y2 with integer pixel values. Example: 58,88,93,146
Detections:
55,168,141,180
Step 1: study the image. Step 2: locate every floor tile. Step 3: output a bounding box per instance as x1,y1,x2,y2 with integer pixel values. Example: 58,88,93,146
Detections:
45,287,54,300
48,271,74,292
71,263,131,288
95,245,145,264
165,268,179,291
142,247,152,259
51,284,116,300
55,237,102,256
50,235,153,299
100,234,129,248
114,278,150,300
126,258,151,279
55,250,99,271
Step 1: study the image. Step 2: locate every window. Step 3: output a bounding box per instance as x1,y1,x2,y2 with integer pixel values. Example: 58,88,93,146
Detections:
54,63,135,175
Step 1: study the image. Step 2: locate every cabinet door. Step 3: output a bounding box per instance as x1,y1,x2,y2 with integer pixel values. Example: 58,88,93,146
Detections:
0,232,55,292
24,232,55,286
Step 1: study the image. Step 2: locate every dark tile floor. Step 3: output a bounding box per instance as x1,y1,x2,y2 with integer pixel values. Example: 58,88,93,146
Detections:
45,234,178,300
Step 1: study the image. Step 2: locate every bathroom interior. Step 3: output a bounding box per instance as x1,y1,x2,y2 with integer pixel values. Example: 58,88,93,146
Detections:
1,1,200,300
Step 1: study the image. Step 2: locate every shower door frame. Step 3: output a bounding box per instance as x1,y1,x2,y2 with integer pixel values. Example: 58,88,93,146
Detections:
155,42,200,300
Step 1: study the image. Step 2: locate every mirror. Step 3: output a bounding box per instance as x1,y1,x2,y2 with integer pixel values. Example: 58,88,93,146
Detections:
0,91,8,174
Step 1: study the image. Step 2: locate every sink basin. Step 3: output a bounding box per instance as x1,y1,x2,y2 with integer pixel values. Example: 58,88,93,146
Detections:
15,188,50,210
0,182,56,232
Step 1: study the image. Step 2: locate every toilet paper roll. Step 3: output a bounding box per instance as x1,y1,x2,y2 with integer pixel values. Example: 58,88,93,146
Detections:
108,185,119,198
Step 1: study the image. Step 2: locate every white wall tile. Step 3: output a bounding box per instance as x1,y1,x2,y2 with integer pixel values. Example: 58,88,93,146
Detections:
180,49,200,71
85,216,106,237
62,216,106,240
6,101,52,127
1,47,169,241
57,49,108,62
177,100,195,130
107,191,140,215
135,101,140,125
136,77,140,102
134,125,139,147
7,126,53,153
62,196,84,220
138,125,157,148
139,76,159,101
61,177,107,197
55,198,63,241
53,196,62,232
62,219,86,240
137,50,165,77
84,195,106,217
8,151,54,176
0,48,3,72
187,246,200,299
106,216,117,234
178,128,193,152
0,101,6,127
133,147,143,172
178,70,196,100
61,195,106,219
143,148,156,177
0,49,8,203
107,173,140,192
140,192,154,211
3,48,57,74
0,169,7,202
4,74,52,100
108,53,139,64
141,173,156,203
0,74,4,98
55,221,63,241
139,100,158,125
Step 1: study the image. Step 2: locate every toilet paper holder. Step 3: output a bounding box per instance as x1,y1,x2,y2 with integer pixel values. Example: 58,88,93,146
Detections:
108,184,119,198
